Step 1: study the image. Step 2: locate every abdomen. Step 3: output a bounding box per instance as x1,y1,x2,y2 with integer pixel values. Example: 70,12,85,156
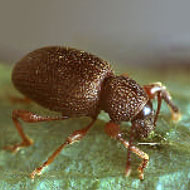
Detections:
12,46,113,117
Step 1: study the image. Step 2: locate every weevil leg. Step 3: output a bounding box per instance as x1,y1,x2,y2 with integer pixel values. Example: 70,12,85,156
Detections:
4,109,68,153
8,96,32,104
143,82,181,123
30,118,96,179
104,122,149,180
125,124,136,178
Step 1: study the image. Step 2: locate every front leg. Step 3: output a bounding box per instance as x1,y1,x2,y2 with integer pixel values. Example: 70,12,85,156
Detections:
104,121,149,180
144,82,181,124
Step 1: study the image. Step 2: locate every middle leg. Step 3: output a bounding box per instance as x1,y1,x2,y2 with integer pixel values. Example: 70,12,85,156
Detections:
30,118,96,179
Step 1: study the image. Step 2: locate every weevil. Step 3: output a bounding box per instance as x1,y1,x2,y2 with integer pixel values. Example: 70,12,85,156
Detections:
4,46,181,180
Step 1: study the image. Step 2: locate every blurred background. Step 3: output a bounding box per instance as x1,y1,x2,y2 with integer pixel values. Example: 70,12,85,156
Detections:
0,0,190,67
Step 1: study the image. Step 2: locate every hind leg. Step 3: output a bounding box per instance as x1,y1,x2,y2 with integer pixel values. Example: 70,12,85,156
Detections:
4,109,68,152
8,96,32,104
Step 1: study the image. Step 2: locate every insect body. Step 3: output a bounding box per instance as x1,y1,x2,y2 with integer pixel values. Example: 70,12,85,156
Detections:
4,46,181,180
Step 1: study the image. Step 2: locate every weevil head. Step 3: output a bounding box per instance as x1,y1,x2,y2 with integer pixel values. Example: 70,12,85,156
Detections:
131,100,155,138
101,75,156,139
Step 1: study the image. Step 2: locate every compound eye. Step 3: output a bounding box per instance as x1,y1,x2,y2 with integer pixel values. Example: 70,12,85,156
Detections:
135,100,153,120
142,102,152,116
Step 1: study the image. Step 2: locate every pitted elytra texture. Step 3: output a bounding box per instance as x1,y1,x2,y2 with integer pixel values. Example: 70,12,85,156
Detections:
12,47,113,118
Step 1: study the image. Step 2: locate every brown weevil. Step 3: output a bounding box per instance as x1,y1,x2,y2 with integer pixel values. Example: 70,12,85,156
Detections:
4,46,181,180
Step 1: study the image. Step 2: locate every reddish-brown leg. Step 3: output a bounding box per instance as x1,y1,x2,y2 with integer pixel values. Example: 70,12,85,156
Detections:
144,82,181,123
125,124,136,178
104,122,149,180
8,96,32,104
30,118,96,179
4,109,68,152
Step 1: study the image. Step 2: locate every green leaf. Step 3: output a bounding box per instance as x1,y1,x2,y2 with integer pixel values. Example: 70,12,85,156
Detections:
0,64,190,190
